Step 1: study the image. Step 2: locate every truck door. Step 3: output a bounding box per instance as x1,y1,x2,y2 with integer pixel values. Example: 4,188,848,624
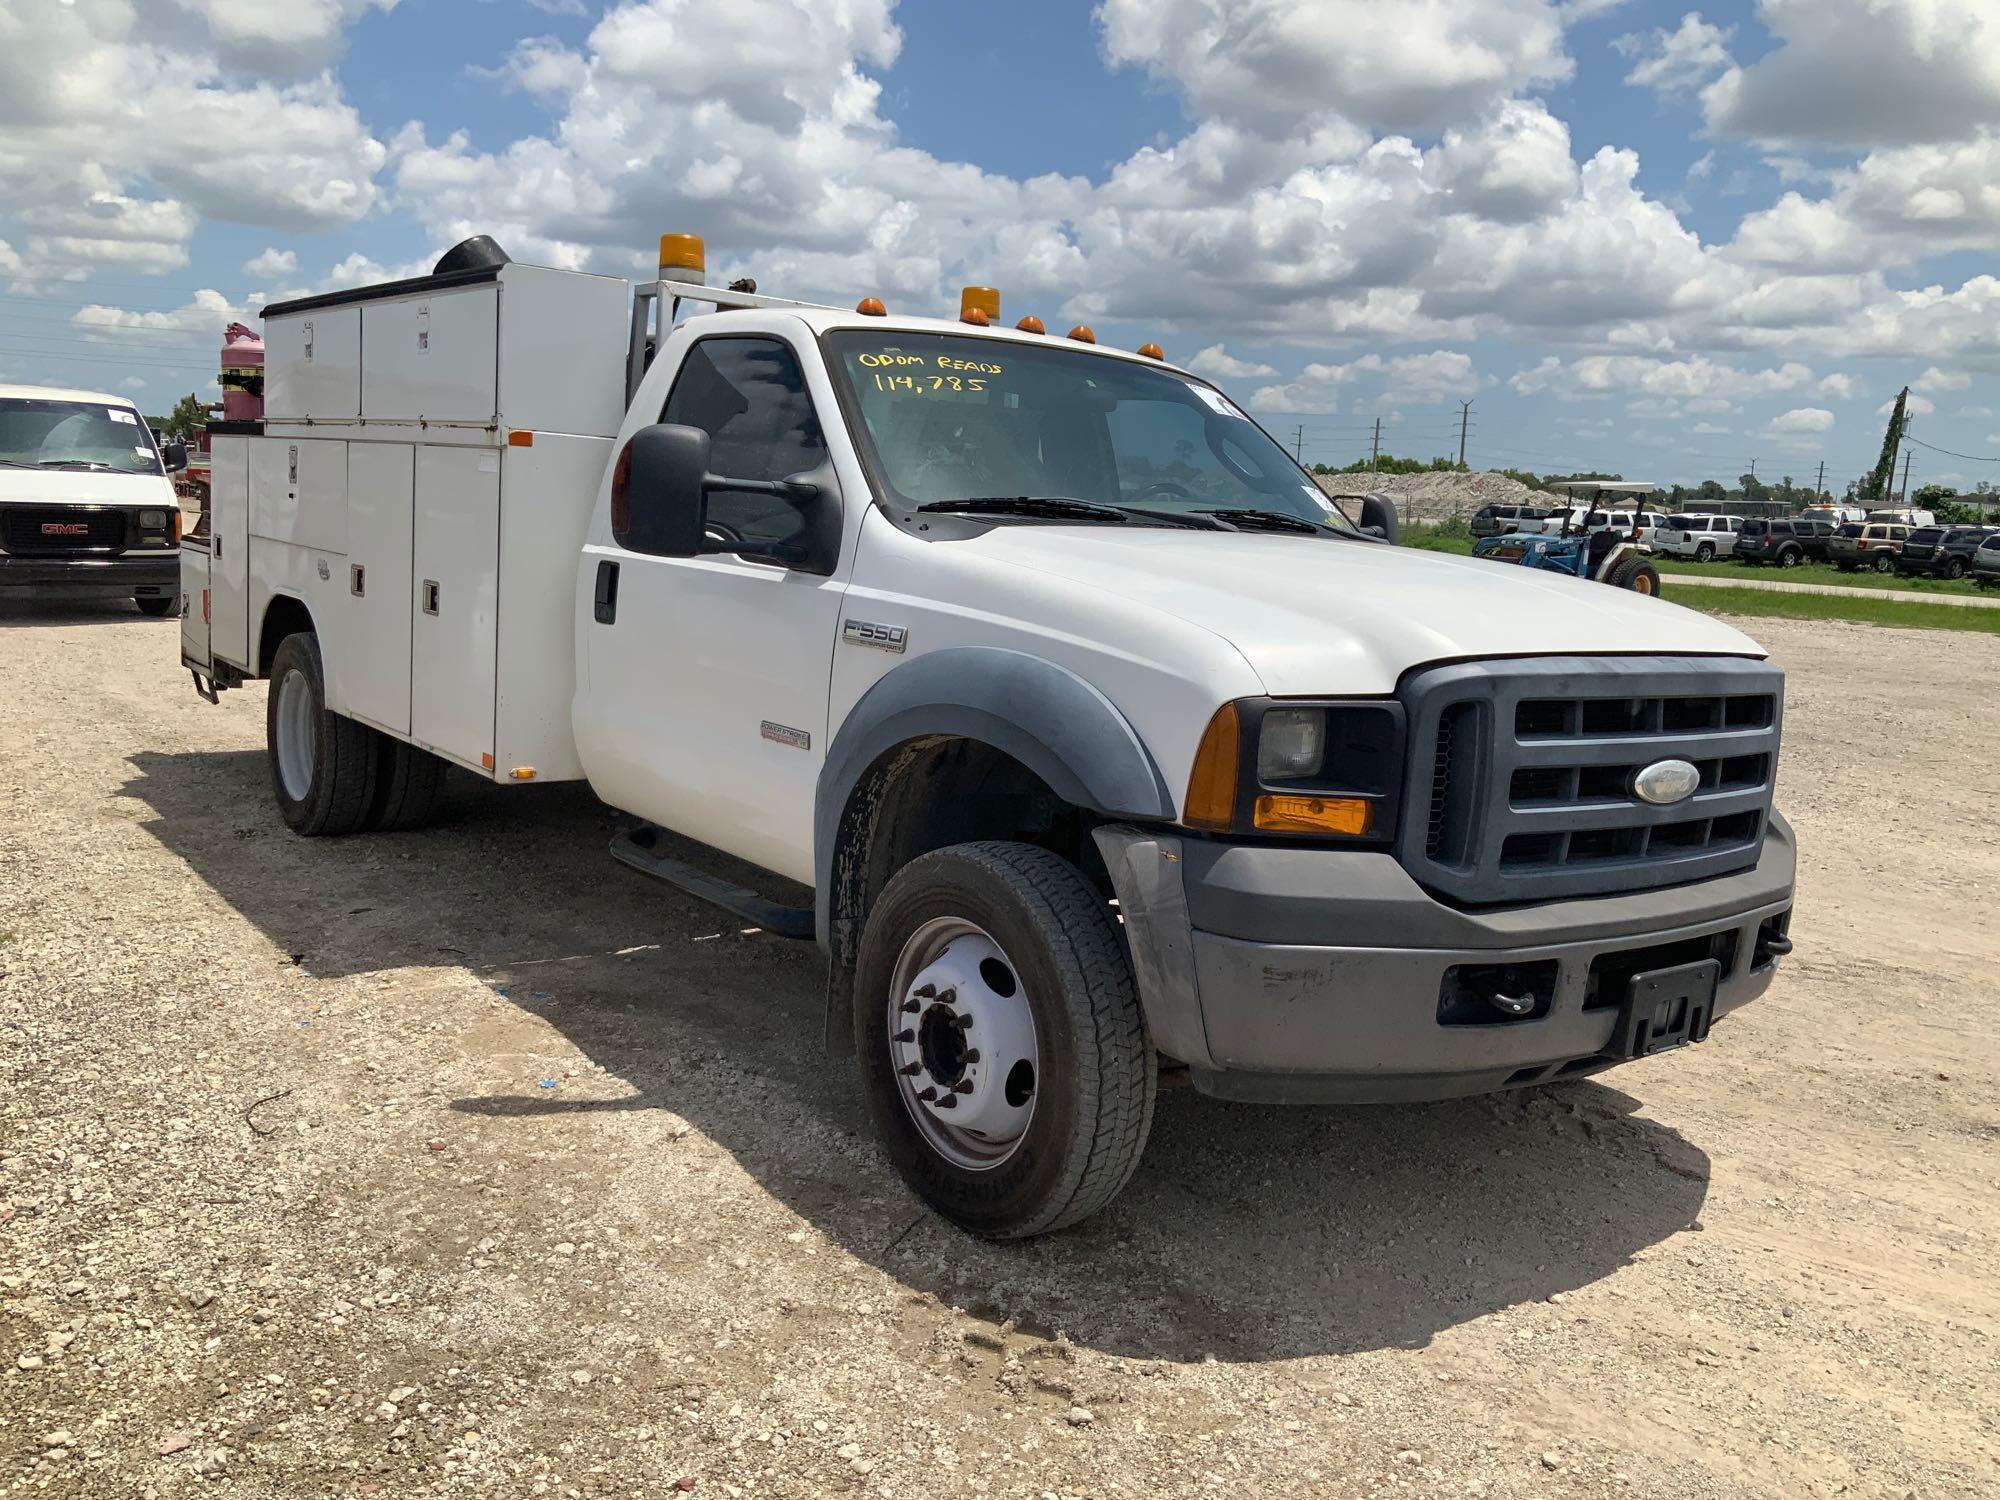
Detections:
580,333,846,886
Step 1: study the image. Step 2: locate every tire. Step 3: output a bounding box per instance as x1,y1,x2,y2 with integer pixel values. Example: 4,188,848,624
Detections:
1872,551,1895,573
134,595,176,617
1609,555,1663,596
854,841,1155,1239
266,632,380,837
367,738,447,831
1778,548,1801,569
1944,558,1966,580
1695,542,1716,563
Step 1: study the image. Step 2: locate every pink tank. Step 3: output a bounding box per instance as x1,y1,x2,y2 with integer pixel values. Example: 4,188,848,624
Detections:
220,322,264,422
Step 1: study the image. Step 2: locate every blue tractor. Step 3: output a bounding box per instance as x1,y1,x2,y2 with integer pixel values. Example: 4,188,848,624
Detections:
1472,516,1664,596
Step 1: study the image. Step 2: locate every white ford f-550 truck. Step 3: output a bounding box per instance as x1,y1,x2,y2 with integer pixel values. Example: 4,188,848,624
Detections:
180,234,1795,1238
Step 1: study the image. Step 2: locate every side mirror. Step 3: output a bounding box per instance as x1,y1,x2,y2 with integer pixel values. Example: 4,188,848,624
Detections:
162,439,188,473
612,423,711,557
1359,492,1399,544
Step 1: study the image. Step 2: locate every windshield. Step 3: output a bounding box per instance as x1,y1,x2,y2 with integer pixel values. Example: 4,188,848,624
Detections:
824,330,1355,532
0,397,164,474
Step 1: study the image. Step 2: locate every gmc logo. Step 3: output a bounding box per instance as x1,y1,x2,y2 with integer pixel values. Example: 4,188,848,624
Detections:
41,523,90,536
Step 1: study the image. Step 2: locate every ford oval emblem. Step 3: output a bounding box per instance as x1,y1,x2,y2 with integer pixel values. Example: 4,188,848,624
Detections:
1633,758,1700,806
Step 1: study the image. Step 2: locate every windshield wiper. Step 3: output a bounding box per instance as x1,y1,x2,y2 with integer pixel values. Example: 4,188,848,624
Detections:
919,496,1220,529
1195,507,1338,536
38,459,115,471
0,459,43,470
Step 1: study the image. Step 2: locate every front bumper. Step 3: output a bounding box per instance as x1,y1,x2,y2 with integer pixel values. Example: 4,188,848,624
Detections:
0,552,179,597
1095,814,1795,1104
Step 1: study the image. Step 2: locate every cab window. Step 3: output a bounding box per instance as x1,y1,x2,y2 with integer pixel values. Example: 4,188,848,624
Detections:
660,337,830,553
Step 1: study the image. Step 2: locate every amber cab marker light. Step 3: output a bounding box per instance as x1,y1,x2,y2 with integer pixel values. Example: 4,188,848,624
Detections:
1067,324,1096,344
1253,793,1373,838
507,429,534,447
856,296,888,316
1138,342,1164,360
1016,315,1045,334
658,232,705,277
961,306,990,326
1183,703,1241,832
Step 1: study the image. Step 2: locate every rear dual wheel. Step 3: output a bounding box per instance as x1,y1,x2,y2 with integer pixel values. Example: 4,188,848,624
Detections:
135,595,176,618
855,842,1155,1239
267,632,445,836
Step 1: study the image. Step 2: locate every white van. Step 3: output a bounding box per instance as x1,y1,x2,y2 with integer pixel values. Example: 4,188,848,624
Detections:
0,384,189,614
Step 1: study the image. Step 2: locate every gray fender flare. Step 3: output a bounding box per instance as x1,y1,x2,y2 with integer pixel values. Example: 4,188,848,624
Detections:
812,647,1175,952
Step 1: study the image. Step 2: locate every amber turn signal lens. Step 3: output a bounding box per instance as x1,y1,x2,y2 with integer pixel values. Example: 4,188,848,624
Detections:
1253,794,1373,837
1183,703,1241,832
1138,342,1164,360
1015,315,1045,334
856,296,887,316
1067,324,1096,344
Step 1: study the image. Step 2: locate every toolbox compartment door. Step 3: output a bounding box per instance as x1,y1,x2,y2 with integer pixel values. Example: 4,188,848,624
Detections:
410,446,499,773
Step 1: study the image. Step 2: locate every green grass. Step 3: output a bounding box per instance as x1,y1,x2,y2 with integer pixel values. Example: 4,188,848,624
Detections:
1660,582,2000,635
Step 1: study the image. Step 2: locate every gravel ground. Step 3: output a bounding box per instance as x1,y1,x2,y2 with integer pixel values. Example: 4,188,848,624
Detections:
2,602,1995,1500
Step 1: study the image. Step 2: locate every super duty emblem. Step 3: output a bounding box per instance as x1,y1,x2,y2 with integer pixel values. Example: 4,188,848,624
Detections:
842,619,908,654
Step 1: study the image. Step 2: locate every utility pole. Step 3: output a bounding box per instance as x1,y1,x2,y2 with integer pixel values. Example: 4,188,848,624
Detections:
1292,425,1304,464
1897,450,1913,503
1814,459,1825,499
1749,457,1758,480
1370,417,1382,472
1457,400,1472,468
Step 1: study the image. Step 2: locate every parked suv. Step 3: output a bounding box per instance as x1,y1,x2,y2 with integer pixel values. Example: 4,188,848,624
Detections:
1896,525,1997,580
1828,521,1910,572
1470,502,1551,538
1654,513,1745,562
1733,518,1833,567
1973,534,2000,587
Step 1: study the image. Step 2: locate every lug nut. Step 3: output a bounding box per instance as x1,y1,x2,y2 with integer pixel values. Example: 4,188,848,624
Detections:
952,1080,973,1094
900,1000,921,1014
895,1028,915,1043
951,1013,973,1030
962,1049,980,1064
898,1062,921,1076
916,1086,937,1102
935,987,956,1005
913,983,937,999
935,1095,957,1110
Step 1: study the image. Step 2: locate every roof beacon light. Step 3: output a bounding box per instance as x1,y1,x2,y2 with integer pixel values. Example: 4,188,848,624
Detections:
857,296,888,316
960,286,1000,325
1067,324,1096,344
1015,315,1045,334
1138,342,1164,360
658,233,706,281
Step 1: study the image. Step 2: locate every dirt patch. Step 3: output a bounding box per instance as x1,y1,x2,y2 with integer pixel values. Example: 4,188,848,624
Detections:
2,598,1994,1498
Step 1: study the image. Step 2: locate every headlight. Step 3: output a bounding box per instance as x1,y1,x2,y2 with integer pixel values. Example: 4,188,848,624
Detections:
138,509,168,530
1184,699,1404,840
1258,708,1325,780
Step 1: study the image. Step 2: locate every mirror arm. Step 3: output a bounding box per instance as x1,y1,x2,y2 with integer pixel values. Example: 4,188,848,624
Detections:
703,473,820,502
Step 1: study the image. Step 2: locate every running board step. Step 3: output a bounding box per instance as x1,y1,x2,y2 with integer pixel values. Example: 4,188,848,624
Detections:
608,824,815,941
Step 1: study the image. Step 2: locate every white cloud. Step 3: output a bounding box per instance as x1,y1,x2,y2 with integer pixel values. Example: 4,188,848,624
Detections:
243,247,299,279
1097,0,1576,136
1511,353,1814,402
70,289,243,340
1879,392,1937,416
1702,0,2000,147
1251,350,1479,413
1766,406,1834,434
1425,99,1579,222
1616,12,1734,97
1816,373,1859,400
1691,421,1731,434
1914,366,1972,393
168,0,400,72
1185,345,1277,380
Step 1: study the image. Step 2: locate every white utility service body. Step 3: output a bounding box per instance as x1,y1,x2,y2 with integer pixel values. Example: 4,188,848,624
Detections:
2,383,188,613
183,240,1797,1237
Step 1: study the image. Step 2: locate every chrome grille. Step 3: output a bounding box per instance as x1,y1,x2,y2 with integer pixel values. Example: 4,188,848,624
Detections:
1399,656,1784,905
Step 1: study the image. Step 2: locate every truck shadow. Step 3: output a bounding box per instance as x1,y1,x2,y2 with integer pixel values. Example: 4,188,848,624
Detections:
121,745,1710,1364
0,596,170,627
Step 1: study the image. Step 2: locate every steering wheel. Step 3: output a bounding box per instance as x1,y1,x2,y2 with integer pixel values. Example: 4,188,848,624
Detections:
1136,480,1193,501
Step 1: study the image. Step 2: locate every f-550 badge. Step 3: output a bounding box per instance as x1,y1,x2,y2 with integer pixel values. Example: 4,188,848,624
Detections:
842,619,908,653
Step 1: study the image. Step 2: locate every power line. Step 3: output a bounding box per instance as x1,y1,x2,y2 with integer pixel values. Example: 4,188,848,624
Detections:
1901,433,2000,465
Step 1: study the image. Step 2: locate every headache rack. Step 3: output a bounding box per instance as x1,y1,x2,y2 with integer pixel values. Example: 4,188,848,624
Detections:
1399,655,1784,906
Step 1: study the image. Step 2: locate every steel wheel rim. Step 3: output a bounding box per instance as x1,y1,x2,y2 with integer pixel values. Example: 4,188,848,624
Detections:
274,669,316,802
886,916,1039,1172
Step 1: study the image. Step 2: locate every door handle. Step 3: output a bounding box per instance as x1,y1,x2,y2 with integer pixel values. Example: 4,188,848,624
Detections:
422,579,440,615
593,560,620,624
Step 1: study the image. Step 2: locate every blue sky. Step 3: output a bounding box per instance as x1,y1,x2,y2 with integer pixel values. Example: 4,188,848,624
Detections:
2,0,1996,495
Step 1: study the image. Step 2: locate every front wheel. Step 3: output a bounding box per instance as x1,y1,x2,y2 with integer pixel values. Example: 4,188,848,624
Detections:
1609,555,1663,595
267,632,381,836
1873,552,1895,573
1944,558,1966,580
1778,549,1801,569
1695,542,1716,562
854,842,1155,1239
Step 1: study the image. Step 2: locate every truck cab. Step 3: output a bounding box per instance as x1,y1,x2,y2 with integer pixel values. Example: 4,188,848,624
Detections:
1,384,188,614
183,237,1796,1238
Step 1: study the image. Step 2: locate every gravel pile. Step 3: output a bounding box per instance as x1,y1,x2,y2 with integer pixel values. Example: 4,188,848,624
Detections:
1315,470,1542,524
